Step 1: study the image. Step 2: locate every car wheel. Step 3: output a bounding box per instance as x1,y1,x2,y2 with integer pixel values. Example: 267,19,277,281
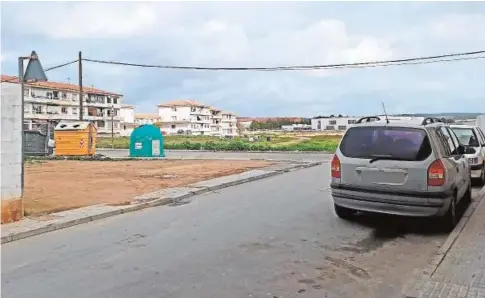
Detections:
334,204,355,219
443,195,457,232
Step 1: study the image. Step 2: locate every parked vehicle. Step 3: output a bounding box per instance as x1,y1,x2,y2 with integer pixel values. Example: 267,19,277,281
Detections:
450,125,485,185
331,116,472,231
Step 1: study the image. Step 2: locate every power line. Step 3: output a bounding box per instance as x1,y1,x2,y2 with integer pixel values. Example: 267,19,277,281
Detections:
82,50,485,71
45,60,77,72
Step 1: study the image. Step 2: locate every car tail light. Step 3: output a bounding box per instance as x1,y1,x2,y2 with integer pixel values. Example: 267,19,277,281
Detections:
428,159,446,186
331,155,341,178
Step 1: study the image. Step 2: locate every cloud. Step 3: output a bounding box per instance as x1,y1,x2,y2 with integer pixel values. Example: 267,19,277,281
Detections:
5,2,181,39
1,2,484,116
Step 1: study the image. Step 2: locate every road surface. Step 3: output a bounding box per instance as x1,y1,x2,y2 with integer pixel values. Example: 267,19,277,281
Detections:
96,148,333,162
3,165,478,298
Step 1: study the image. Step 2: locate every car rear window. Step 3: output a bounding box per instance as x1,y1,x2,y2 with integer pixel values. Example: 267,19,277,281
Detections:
339,126,432,161
451,127,480,147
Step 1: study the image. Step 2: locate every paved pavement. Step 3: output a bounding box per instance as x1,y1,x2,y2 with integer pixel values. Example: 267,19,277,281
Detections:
2,165,481,298
96,148,333,162
407,186,485,298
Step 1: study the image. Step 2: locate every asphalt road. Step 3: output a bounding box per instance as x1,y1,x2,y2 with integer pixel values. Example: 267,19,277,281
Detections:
96,148,333,162
2,165,480,298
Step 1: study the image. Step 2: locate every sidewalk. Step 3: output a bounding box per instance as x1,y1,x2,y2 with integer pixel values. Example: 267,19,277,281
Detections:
406,186,485,298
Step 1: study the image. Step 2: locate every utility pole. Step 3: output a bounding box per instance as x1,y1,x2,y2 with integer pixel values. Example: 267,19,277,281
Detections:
111,105,114,149
78,51,83,121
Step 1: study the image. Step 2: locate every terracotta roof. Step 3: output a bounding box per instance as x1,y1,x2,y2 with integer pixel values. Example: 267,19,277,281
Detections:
135,113,160,120
1,74,122,96
157,99,208,108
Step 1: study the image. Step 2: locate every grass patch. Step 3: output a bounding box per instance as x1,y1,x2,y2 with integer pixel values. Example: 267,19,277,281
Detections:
96,134,341,152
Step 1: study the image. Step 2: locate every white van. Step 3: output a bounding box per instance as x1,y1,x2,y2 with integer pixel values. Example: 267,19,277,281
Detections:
450,125,485,185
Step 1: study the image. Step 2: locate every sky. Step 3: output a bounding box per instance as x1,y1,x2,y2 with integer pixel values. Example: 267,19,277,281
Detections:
1,1,485,117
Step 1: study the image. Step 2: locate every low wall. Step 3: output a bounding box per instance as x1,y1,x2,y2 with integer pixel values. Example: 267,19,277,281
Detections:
1,82,23,223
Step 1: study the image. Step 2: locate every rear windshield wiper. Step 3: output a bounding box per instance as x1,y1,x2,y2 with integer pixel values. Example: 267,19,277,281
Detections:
368,154,408,164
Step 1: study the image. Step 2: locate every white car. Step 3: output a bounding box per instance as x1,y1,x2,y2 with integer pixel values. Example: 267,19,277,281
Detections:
450,124,485,185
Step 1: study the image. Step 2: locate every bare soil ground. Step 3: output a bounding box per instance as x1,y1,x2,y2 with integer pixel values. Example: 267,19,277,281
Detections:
24,160,273,216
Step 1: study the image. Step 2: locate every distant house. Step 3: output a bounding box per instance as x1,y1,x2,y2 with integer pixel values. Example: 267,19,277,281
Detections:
311,115,360,131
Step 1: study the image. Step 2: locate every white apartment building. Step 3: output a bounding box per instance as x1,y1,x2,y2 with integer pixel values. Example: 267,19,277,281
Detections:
157,100,238,136
1,75,123,135
311,116,360,131
120,104,135,136
135,113,160,126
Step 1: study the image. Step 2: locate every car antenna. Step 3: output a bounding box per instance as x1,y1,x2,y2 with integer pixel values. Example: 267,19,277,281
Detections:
381,101,390,124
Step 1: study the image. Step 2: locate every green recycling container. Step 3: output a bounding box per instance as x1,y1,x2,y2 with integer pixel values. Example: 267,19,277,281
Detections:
129,124,165,157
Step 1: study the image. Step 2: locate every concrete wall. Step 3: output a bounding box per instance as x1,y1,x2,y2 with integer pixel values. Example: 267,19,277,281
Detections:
1,82,23,223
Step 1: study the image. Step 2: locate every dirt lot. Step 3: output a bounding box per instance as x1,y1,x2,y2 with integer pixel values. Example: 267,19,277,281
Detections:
24,159,273,216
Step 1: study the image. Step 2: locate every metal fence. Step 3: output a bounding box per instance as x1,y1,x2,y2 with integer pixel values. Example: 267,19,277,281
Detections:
24,123,54,156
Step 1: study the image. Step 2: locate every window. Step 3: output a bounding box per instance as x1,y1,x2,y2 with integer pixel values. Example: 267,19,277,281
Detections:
53,91,59,99
326,126,335,130
32,105,43,114
61,107,68,114
113,97,118,104
451,127,480,147
97,121,105,128
477,128,485,145
46,92,53,99
172,116,177,121
24,88,30,97
62,92,67,99
172,107,177,112
348,120,356,124
439,127,457,155
338,125,347,131
340,126,432,161
329,120,337,125
107,97,111,104
171,124,176,129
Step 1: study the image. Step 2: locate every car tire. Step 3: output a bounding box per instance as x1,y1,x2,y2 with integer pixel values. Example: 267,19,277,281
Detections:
334,204,355,219
442,194,457,232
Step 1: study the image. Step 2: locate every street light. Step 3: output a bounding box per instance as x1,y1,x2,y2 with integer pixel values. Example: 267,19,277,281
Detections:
18,51,47,196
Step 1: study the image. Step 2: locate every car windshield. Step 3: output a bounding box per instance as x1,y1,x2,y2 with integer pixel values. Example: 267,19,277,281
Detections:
339,126,432,161
451,127,480,147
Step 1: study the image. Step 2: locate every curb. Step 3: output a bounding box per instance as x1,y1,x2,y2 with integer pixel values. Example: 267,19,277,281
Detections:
1,161,325,244
404,184,485,298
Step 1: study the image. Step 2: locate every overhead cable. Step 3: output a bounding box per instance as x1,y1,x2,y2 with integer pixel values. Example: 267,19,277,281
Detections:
81,50,485,71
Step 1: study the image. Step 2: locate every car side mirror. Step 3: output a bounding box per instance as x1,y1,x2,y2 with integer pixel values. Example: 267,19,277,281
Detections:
456,145,465,155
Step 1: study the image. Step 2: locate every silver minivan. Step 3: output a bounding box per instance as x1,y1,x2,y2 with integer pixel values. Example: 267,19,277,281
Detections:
331,116,472,230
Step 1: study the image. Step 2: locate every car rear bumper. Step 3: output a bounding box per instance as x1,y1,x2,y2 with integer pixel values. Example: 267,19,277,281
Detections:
330,183,452,217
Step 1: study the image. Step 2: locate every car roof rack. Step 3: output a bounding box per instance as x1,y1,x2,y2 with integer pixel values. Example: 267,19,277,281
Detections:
421,117,443,125
356,116,381,124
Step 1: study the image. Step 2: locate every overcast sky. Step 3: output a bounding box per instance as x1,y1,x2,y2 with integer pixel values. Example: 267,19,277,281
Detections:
1,1,484,117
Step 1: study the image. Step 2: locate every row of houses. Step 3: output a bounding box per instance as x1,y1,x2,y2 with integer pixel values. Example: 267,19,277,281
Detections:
120,100,238,137
1,75,239,137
